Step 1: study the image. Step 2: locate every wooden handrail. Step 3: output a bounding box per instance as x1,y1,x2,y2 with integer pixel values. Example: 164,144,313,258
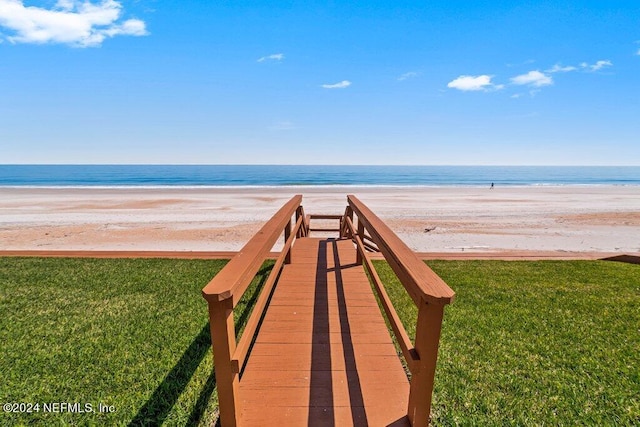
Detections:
308,214,342,233
203,195,303,427
231,215,304,373
362,233,378,245
361,239,379,253
347,195,455,306
309,214,343,220
345,217,419,372
344,195,455,426
202,195,302,306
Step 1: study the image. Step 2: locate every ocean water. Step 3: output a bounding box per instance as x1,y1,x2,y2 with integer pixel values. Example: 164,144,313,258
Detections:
0,165,639,187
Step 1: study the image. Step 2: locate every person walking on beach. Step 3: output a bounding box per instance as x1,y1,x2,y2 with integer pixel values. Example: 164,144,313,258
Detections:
490,182,494,189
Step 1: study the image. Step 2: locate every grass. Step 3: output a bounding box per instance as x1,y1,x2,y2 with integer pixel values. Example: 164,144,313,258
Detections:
1,257,638,425
374,259,640,425
0,257,272,426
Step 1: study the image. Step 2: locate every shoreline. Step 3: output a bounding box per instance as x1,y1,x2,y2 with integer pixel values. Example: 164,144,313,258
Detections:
1,186,639,253
1,183,639,190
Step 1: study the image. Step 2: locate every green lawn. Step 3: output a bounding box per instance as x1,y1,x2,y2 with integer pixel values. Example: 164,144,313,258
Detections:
0,257,271,426
375,259,640,425
1,257,638,425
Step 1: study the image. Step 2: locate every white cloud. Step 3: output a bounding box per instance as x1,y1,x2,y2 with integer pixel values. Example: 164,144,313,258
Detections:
56,0,75,11
321,80,351,89
510,70,553,87
447,75,501,91
546,64,578,73
637,48,640,56
594,60,612,70
0,0,147,47
257,53,284,62
506,59,535,68
268,121,295,131
580,60,612,71
398,71,419,81
511,90,542,99
453,59,611,97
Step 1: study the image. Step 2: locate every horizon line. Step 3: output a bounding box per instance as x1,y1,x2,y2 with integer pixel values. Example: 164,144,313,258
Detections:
2,163,640,167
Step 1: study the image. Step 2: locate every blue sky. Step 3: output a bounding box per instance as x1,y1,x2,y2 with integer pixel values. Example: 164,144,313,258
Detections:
1,0,639,165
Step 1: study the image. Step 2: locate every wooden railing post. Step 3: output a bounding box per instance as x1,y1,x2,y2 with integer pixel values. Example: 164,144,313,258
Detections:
295,207,303,237
342,206,354,238
407,300,445,426
284,218,292,264
208,299,240,427
356,217,365,264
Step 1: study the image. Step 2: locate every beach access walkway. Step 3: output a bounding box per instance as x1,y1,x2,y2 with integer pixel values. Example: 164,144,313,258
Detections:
202,195,455,426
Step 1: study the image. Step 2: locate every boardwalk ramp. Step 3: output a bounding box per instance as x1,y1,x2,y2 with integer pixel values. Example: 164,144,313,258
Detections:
202,195,454,426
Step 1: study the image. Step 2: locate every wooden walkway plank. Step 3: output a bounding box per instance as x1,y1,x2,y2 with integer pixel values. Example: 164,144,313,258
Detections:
239,237,410,426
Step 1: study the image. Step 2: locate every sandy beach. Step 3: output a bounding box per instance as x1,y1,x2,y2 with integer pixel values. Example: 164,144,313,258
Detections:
0,186,639,254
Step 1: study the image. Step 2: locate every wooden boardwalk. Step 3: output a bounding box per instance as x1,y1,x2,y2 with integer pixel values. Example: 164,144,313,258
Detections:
240,237,409,426
203,195,455,426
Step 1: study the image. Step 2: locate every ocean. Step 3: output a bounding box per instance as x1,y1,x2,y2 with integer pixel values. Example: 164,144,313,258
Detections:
0,165,639,187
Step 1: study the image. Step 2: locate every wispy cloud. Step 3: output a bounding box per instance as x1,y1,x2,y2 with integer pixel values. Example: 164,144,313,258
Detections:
447,75,502,91
257,53,284,62
398,71,419,81
580,60,612,71
546,60,612,73
637,48,640,56
507,59,535,68
453,58,611,97
268,121,295,131
0,0,147,47
510,70,553,87
321,80,351,89
546,64,578,73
